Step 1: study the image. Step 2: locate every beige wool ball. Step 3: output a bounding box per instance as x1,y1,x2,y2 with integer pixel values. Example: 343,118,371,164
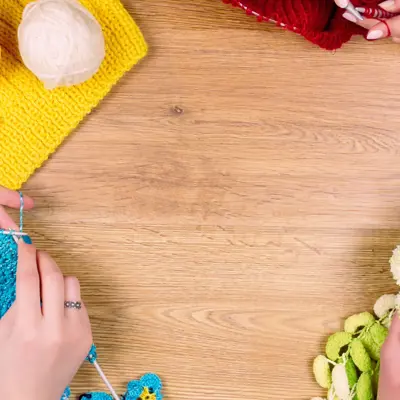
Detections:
18,0,105,90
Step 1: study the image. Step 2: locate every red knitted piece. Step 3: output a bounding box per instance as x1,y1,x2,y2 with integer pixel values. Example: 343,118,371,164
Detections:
223,0,380,50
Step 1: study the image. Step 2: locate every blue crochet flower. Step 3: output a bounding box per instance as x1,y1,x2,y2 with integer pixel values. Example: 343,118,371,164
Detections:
80,374,163,400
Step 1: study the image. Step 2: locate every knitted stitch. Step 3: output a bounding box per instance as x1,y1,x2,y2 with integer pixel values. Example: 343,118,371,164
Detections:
0,0,147,190
223,0,381,50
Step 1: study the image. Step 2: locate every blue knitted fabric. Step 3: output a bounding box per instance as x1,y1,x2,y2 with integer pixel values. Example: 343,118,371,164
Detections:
0,234,18,319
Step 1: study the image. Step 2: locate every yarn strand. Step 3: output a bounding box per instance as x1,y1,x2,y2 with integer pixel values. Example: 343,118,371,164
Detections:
19,191,24,232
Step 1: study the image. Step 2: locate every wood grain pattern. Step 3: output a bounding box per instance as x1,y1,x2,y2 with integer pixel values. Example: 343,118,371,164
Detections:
18,1,400,398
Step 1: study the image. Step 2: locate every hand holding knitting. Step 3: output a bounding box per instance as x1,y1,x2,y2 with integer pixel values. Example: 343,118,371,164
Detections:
336,0,400,42
378,312,400,399
0,188,93,400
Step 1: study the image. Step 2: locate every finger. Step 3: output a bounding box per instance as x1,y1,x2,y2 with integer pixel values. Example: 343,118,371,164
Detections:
334,0,350,8
64,276,83,317
16,240,41,323
0,206,18,230
380,0,400,13
37,251,65,323
366,15,400,40
343,11,379,29
384,312,400,347
0,187,34,210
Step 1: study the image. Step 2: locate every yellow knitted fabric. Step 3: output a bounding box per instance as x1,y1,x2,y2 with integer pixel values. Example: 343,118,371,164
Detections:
0,0,147,190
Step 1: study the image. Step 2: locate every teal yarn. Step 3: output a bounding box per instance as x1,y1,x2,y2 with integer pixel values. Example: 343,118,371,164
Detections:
0,234,18,319
0,194,163,400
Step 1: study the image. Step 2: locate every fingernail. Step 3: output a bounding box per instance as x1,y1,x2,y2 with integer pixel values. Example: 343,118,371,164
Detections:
343,11,358,23
367,30,385,40
336,0,349,8
379,0,395,10
22,235,32,245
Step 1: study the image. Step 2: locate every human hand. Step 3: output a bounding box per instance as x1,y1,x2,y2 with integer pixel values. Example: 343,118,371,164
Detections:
335,0,400,42
378,312,400,399
0,188,93,400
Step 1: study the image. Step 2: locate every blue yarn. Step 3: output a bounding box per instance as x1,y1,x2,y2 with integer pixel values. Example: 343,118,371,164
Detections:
0,195,163,400
0,234,18,319
86,344,98,363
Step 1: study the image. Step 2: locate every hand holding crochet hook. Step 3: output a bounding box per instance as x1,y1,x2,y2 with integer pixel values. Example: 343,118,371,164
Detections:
0,187,93,400
335,0,400,42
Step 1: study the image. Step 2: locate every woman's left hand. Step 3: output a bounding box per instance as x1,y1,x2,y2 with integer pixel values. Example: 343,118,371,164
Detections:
0,187,34,230
339,0,400,43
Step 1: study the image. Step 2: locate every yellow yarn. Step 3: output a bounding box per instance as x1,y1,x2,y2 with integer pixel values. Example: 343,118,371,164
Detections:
140,387,157,400
0,0,147,190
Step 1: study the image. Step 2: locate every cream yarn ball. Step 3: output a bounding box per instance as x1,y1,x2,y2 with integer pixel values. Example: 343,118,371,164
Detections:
18,0,105,90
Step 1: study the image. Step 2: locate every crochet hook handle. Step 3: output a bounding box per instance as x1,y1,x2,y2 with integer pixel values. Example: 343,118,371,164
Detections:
356,7,399,19
92,360,120,400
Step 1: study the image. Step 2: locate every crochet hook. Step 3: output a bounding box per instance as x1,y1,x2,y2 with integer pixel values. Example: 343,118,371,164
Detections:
346,1,364,20
336,0,364,21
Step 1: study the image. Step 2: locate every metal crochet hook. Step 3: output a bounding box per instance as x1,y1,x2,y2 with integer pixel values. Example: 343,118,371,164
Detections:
337,0,364,21
346,1,364,20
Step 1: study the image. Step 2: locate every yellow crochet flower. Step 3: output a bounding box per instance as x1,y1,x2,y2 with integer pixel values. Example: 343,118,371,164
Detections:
0,0,147,189
138,387,157,400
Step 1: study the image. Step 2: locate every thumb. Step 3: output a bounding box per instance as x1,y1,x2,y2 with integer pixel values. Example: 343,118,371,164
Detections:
366,14,400,40
379,0,400,12
384,312,400,347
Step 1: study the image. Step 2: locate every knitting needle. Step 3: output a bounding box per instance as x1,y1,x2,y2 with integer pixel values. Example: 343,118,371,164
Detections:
345,1,364,21
336,0,364,21
0,231,28,237
0,230,28,244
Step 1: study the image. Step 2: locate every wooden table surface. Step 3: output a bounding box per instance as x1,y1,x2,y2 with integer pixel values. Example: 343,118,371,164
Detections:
19,1,400,399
